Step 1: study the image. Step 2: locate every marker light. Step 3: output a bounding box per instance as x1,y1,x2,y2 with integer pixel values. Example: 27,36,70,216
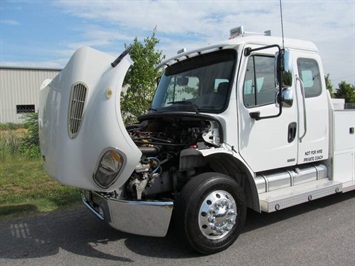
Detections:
105,87,113,99
230,26,245,39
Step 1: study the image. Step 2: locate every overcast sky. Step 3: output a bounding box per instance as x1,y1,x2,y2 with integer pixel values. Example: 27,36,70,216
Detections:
0,0,354,87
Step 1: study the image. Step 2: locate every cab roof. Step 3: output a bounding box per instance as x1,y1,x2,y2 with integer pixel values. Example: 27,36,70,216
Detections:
158,35,318,68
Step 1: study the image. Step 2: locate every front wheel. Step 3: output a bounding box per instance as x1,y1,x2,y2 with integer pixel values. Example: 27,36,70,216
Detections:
174,172,247,254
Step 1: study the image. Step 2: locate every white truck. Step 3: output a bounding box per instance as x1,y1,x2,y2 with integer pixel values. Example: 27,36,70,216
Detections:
39,26,355,254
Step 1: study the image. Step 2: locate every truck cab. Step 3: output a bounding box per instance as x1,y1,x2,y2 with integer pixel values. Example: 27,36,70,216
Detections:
39,27,355,254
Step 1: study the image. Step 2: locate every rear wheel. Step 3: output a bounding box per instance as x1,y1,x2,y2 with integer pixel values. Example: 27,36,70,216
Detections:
174,172,247,254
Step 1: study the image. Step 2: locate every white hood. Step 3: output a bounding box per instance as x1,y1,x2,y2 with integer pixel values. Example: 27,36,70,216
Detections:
39,47,141,192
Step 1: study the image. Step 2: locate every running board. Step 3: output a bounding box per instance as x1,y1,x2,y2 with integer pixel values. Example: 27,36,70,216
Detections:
259,179,343,213
342,180,355,193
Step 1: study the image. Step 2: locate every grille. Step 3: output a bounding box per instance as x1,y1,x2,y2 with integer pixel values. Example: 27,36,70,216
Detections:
68,83,87,138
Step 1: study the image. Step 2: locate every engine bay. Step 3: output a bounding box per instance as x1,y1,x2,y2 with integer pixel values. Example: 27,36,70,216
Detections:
124,114,221,200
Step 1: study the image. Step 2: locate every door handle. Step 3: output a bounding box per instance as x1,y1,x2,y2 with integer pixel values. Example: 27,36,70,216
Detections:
296,76,307,142
288,122,297,143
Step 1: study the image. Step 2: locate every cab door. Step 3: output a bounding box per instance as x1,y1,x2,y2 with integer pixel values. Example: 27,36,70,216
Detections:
238,52,299,172
293,54,329,164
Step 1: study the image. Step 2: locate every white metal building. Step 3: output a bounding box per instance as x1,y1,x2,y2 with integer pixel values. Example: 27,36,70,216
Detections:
0,67,61,123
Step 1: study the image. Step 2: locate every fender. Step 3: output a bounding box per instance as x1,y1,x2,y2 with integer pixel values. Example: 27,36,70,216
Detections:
179,146,260,212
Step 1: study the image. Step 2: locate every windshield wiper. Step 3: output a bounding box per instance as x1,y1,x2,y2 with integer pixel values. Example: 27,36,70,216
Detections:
168,100,200,114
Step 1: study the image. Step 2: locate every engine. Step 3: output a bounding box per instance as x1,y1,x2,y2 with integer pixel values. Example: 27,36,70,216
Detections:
124,115,221,200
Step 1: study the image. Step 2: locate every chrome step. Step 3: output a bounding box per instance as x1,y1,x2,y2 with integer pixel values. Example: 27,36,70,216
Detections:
259,179,342,213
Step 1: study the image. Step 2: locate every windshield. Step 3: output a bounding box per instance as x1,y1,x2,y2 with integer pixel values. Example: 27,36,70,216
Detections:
151,49,236,113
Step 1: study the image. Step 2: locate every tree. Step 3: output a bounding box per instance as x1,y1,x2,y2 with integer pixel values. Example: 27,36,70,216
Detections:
334,81,355,103
121,31,165,124
325,74,334,97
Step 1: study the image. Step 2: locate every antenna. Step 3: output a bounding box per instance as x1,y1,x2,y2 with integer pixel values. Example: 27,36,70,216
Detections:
279,0,285,49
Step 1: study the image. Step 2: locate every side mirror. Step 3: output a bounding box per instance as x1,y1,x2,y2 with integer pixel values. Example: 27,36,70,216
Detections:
246,44,290,120
275,49,293,88
177,76,189,86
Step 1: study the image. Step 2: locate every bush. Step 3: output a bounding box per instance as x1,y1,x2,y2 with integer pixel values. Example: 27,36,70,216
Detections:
0,113,41,160
20,112,40,158
0,123,25,130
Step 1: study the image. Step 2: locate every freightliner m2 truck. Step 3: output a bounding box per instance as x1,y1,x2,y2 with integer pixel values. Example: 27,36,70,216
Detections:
39,27,355,254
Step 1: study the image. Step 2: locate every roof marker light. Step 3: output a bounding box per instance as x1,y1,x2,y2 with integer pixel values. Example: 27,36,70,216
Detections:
230,26,245,39
229,26,271,39
177,48,186,54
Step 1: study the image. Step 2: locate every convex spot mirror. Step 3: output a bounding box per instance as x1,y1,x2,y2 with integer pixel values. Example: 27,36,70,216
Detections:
276,88,293,108
281,88,293,107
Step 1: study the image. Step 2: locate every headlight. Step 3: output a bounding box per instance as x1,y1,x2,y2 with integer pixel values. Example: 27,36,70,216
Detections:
93,150,124,188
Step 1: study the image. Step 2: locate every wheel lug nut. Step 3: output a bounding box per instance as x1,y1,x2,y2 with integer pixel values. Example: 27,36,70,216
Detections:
228,218,235,224
218,229,224,234
208,217,215,223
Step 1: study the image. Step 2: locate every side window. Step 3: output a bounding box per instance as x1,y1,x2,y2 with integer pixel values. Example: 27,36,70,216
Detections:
243,55,276,107
297,58,322,98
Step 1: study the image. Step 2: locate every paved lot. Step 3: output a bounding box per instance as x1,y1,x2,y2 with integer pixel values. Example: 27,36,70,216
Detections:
0,191,354,266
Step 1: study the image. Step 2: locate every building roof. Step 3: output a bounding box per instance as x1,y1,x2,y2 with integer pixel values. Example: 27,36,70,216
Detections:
0,66,62,72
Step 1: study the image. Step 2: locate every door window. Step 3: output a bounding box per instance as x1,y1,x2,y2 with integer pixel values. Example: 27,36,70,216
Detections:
243,55,276,107
297,58,322,98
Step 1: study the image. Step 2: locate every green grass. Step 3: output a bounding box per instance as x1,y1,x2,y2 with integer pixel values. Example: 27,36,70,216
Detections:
0,158,82,220
0,129,23,160
0,122,82,220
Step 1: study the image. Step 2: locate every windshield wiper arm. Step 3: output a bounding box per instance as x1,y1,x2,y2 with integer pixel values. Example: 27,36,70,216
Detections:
168,100,200,114
111,45,132,68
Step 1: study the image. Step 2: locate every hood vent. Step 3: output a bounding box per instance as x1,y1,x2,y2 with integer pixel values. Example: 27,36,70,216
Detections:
68,83,87,138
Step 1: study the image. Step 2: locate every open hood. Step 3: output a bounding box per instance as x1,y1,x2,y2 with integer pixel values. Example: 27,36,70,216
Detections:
39,47,141,192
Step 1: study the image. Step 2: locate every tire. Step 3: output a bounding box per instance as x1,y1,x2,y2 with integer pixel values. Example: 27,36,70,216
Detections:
174,172,247,254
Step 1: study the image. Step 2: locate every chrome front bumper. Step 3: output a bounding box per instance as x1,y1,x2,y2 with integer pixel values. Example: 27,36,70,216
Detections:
82,191,174,237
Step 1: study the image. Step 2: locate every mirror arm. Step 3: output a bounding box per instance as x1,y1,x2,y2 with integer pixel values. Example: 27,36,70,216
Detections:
249,112,261,120
244,44,281,56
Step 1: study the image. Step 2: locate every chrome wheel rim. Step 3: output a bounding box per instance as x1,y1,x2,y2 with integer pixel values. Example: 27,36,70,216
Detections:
198,190,237,240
